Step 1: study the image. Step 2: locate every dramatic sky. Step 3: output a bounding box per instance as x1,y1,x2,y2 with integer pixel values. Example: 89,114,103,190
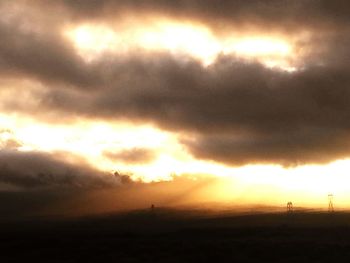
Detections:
1,0,350,217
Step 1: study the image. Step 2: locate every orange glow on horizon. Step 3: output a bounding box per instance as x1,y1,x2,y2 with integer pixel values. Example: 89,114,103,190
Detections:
2,112,350,209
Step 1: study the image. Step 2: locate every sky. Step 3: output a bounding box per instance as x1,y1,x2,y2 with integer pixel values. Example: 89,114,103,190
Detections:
1,0,350,217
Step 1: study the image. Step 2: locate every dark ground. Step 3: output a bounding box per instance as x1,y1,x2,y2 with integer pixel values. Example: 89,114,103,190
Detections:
1,208,350,262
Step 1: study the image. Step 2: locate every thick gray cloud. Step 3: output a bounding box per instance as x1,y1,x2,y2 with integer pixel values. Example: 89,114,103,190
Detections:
183,129,350,166
1,1,350,166
37,53,350,165
0,4,100,88
0,150,120,189
58,0,350,32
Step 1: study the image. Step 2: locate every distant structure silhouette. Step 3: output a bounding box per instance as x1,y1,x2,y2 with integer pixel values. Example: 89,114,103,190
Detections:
151,204,155,211
287,201,293,212
328,194,334,212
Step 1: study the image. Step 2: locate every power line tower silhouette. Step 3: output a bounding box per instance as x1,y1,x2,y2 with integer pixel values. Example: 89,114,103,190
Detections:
328,194,334,212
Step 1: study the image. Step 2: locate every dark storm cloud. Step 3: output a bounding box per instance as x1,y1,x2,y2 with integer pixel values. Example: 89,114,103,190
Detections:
104,148,156,164
1,1,350,166
183,129,350,166
0,150,120,188
0,5,100,88
37,52,350,165
59,0,350,32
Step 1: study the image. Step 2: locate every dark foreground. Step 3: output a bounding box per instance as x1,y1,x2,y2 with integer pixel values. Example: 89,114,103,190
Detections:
2,209,350,262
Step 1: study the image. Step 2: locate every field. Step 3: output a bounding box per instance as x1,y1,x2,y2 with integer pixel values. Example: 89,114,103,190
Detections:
1,208,350,262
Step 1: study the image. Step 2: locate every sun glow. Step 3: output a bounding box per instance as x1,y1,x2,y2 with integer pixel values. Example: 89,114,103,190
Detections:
227,38,291,57
64,20,300,70
3,112,350,207
0,75,348,205
65,24,119,62
0,113,239,182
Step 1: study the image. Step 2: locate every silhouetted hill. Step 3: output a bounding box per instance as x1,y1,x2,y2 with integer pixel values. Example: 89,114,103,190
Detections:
2,208,350,262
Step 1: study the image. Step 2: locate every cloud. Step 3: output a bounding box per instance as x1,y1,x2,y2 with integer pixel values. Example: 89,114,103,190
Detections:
0,150,121,189
4,0,350,220
58,0,350,32
1,1,350,166
0,172,220,219
183,129,350,166
0,4,100,88
104,148,156,164
1,139,22,150
0,130,22,150
34,52,350,165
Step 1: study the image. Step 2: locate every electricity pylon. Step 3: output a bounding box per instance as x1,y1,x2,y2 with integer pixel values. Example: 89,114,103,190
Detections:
328,194,334,212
